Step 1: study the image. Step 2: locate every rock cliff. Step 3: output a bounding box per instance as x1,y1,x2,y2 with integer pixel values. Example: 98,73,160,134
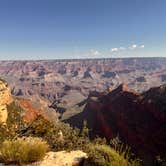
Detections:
65,84,166,159
0,79,12,123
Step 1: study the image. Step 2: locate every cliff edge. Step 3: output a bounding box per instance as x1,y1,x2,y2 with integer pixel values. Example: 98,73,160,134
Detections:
0,78,12,123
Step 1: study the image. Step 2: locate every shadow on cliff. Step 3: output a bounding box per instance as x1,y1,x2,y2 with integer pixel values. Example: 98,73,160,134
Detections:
64,84,166,160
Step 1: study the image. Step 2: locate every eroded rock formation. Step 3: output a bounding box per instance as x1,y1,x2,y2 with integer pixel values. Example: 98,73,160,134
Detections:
0,79,12,123
65,84,166,158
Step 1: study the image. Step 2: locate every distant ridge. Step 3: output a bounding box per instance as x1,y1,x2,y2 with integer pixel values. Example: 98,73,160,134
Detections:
0,57,166,62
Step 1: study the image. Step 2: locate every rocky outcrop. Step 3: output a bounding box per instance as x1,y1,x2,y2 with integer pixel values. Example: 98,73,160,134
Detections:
136,76,146,82
161,74,166,82
65,84,166,159
102,71,116,78
15,98,58,124
0,79,12,123
0,151,87,166
35,151,87,166
0,78,58,124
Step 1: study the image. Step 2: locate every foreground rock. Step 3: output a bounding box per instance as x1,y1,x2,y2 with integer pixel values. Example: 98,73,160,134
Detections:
0,151,87,166
35,151,87,166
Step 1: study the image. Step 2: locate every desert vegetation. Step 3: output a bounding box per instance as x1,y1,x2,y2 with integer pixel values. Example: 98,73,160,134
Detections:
85,144,140,166
0,137,48,165
0,101,143,166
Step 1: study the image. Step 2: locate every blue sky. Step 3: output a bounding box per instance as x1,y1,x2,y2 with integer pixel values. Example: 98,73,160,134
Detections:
0,0,166,60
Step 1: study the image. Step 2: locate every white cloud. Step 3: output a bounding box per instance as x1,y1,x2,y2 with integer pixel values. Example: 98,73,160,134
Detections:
140,45,145,48
129,44,137,50
110,44,144,54
110,47,126,53
129,44,145,50
89,49,101,56
132,44,137,48
111,48,118,52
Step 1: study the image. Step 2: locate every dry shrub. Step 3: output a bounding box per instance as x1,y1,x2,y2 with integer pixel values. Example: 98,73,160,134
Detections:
85,144,140,166
0,137,48,165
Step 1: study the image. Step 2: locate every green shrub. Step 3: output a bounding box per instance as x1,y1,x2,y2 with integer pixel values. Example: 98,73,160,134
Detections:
0,124,8,143
21,116,90,151
0,102,25,143
85,144,140,166
0,101,25,144
0,137,48,165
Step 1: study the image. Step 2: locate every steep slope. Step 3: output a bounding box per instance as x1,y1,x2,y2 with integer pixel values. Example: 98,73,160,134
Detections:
50,90,86,120
65,84,166,158
0,78,12,123
15,98,58,123
0,78,58,124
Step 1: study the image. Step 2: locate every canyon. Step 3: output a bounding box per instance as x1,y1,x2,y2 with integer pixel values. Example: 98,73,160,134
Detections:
0,57,165,163
65,83,166,159
0,58,165,108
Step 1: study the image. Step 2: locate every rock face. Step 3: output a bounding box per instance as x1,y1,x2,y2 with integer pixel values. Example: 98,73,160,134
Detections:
0,79,12,123
0,58,165,106
36,151,87,166
0,78,58,124
65,84,166,158
0,151,87,166
16,98,58,123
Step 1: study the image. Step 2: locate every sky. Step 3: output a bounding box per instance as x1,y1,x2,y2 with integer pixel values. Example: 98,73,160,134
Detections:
0,0,166,60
